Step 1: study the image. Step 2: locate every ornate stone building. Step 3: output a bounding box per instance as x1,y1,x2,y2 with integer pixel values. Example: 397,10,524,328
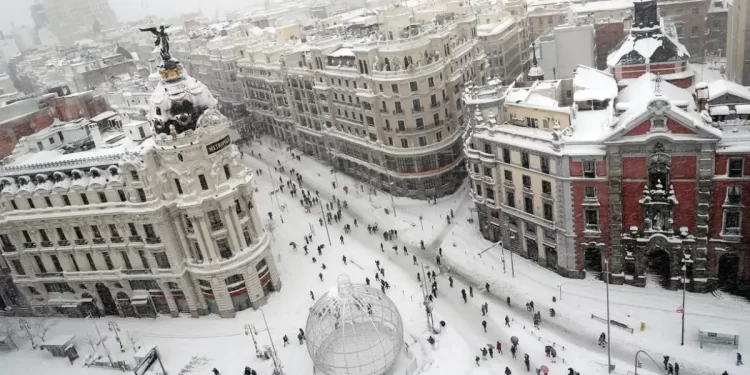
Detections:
0,48,281,318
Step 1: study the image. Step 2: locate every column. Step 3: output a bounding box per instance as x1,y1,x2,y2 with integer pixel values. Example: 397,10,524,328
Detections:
171,216,194,262
230,206,249,247
221,206,242,255
193,216,214,263
201,216,220,261
179,275,201,318
211,277,236,318
87,282,106,314
248,196,264,235
159,283,179,318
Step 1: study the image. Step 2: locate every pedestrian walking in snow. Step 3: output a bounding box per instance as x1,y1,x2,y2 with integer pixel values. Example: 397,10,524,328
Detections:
482,305,486,316
366,277,370,286
404,246,409,255
417,273,421,282
496,341,502,354
340,235,344,244
507,297,511,306
380,243,384,252
482,320,487,332
675,363,680,375
738,353,744,366
354,219,357,227
524,354,530,371
380,268,385,277
511,345,517,359
486,282,490,293
664,356,670,370
310,291,315,300
342,255,347,265
439,247,443,256
505,315,510,327
283,335,289,347
420,240,425,250
312,257,317,263
475,356,480,366
484,303,489,314
505,366,512,375
321,263,327,270
319,273,323,281
449,276,454,287
436,256,441,266
469,286,473,297
530,301,535,311
375,272,380,281
213,368,220,375
667,364,674,375
303,245,308,255
722,371,728,375
481,347,488,360
393,245,399,254
268,212,273,220
297,333,304,344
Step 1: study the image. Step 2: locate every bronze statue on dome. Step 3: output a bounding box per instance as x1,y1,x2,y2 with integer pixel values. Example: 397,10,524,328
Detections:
139,25,172,62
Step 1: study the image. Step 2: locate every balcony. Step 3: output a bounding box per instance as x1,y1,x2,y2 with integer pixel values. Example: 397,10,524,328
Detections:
412,106,424,114
482,176,495,184
146,237,162,244
186,227,195,234
74,239,88,245
392,109,404,116
58,240,70,247
211,222,225,231
37,272,64,279
92,238,106,245
129,236,143,243
24,242,36,249
522,185,533,194
542,192,553,201
121,269,152,276
430,101,441,108
237,210,247,219
111,237,124,244
41,241,54,248
1,245,16,252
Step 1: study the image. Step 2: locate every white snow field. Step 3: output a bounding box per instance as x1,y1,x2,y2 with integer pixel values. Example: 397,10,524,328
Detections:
1,136,747,375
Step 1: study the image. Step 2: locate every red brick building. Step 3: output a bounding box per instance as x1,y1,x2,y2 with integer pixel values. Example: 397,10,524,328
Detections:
594,22,625,71
606,0,694,89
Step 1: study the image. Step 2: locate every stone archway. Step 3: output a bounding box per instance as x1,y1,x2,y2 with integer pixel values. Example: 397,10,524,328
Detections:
116,292,136,318
718,253,741,290
583,246,602,274
96,283,118,316
646,249,672,289
81,292,98,317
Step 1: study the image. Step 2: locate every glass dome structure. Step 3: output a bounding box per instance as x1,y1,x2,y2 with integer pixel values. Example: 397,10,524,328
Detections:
305,275,404,375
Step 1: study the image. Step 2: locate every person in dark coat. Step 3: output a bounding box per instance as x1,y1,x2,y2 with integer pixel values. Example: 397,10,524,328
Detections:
213,368,220,375
475,356,480,366
675,363,680,375
482,320,487,333
489,346,494,358
310,291,315,300
524,353,530,371
668,363,674,375
486,282,490,293
505,315,510,327
469,286,473,297
449,276,454,287
663,356,670,370
505,367,512,375
496,341,503,354
738,353,743,366
511,345,517,359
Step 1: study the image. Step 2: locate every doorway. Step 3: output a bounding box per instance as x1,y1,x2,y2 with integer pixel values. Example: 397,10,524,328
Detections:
584,246,602,279
96,283,118,316
646,249,671,289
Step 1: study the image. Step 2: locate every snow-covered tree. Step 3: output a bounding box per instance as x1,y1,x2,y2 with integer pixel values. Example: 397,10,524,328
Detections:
0,318,18,349
126,331,140,352
32,317,57,342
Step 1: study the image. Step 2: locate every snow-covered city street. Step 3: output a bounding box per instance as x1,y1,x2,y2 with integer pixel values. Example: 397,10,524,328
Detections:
1,137,746,375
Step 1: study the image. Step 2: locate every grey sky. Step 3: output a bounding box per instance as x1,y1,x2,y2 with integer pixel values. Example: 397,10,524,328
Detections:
0,0,258,33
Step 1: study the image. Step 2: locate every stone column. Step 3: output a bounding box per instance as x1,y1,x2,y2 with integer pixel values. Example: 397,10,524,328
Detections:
86,282,106,314
171,216,194,262
221,206,242,255
179,275,201,318
194,216,215,263
247,195,264,235
159,283,179,318
229,205,247,248
210,276,236,318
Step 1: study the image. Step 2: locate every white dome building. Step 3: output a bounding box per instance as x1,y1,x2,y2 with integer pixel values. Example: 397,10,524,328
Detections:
0,33,280,319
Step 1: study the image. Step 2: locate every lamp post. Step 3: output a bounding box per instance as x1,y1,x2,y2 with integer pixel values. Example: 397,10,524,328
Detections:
88,315,113,366
604,259,613,373
18,319,35,348
509,232,516,278
244,324,259,352
557,283,565,301
680,249,692,346
260,309,284,375
319,199,332,246
634,349,668,375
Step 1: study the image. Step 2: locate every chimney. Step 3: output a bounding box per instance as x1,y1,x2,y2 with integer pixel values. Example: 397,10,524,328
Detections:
633,0,658,28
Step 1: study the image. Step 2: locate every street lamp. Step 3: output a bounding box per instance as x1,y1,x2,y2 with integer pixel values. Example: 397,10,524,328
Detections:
509,232,516,278
680,249,693,346
18,319,35,348
604,259,613,373
107,321,124,352
87,315,113,366
244,324,259,352
634,349,667,375
557,283,565,301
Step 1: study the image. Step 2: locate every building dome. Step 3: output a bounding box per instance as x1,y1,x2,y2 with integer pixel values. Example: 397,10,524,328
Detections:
305,275,404,375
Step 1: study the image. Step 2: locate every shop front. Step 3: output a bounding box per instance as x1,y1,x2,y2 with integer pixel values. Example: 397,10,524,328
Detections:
225,275,250,312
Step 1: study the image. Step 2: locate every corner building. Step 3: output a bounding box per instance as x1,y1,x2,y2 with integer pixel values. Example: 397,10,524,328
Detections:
0,59,280,318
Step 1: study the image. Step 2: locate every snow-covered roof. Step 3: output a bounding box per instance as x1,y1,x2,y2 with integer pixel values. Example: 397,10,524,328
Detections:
571,0,633,14
328,47,355,57
606,27,690,67
707,80,750,102
573,65,618,102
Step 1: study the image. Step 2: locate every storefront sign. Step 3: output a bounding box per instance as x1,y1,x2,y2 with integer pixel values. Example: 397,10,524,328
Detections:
206,135,231,155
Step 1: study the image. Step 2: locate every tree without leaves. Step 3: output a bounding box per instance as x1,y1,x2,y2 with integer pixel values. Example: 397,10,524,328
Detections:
84,333,99,353
125,331,140,352
32,317,57,342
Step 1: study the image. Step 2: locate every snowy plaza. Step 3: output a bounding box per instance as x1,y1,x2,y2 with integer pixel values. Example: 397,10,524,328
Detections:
0,137,747,375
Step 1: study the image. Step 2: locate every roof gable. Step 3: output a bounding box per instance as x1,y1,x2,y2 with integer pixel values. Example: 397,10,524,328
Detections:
606,98,721,143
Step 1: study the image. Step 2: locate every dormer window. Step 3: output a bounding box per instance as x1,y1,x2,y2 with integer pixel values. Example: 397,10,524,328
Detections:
651,117,666,130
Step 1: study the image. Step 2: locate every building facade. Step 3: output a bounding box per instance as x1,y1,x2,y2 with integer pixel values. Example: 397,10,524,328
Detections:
42,0,117,46
657,0,707,60
0,58,281,318
726,0,750,85
178,8,484,199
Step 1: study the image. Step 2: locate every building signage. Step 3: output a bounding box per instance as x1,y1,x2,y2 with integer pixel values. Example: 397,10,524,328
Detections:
206,135,231,155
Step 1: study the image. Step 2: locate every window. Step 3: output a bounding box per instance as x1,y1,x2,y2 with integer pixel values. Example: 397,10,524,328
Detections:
27,198,35,209
34,256,47,273
50,254,62,272
138,250,150,269
504,170,513,181
524,196,533,214
475,184,483,196
542,181,551,195
410,81,418,91
413,99,422,111
584,186,597,199
723,211,741,235
541,157,550,174
91,225,101,238
10,200,17,210
428,77,434,87
62,195,70,206
651,118,665,129
484,167,492,177
22,230,32,243
526,117,538,128
44,197,52,207
128,223,138,236
155,252,171,269
74,227,84,240
395,102,402,113
136,188,147,202
121,251,132,269
391,84,399,93
56,228,66,241
502,149,511,163
728,158,743,177
726,186,742,204
217,238,233,259
388,137,393,146
584,208,599,231
506,191,515,207
401,139,408,148
583,160,596,178
86,253,97,270
543,202,553,221
521,152,530,168
199,174,209,190
103,252,114,270
436,131,442,142
44,283,74,294
109,224,119,237
39,229,49,242
416,118,424,129
118,190,127,202
484,144,492,154
691,26,699,36
11,259,25,275
80,193,89,205
208,210,223,229
144,224,157,239
69,254,80,271
98,192,107,203
223,164,231,180
130,170,139,181
419,136,427,146
522,175,531,189
397,120,405,131
175,179,183,194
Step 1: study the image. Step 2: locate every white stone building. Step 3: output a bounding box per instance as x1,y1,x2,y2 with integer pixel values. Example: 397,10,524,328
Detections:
0,56,281,318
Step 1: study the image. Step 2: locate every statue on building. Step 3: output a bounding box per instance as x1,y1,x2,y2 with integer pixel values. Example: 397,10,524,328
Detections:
140,25,172,61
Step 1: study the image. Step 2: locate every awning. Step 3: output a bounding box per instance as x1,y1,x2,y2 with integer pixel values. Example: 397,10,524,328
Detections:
710,105,730,116
736,104,750,114
61,303,79,308
131,299,149,306
132,291,150,301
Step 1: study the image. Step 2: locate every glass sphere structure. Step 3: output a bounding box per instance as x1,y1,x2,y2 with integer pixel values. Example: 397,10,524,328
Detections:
305,275,404,375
